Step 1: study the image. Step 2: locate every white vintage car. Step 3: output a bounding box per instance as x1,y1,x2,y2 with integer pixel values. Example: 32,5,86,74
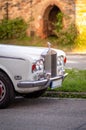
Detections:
0,43,67,108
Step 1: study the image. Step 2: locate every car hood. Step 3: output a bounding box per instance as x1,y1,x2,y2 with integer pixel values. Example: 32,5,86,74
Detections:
0,44,66,60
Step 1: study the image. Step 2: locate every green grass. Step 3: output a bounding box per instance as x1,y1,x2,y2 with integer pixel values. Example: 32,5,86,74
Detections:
50,69,86,92
0,36,76,51
0,37,50,48
0,36,86,52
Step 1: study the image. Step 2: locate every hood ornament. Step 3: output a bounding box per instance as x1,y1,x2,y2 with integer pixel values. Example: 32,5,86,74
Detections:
47,42,51,50
41,42,51,58
47,42,51,54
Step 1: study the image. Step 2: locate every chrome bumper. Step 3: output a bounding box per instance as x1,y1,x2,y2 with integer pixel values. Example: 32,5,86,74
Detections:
17,73,68,89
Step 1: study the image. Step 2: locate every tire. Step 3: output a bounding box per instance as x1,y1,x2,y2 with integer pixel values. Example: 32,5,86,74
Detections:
0,71,15,108
24,89,47,98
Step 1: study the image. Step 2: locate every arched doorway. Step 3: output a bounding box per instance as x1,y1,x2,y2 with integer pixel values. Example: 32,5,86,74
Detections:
43,5,61,37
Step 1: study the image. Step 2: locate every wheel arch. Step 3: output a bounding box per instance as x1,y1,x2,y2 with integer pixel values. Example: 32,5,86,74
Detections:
0,68,15,91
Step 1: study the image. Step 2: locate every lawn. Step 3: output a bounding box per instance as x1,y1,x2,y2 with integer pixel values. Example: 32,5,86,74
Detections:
0,36,86,52
49,69,86,92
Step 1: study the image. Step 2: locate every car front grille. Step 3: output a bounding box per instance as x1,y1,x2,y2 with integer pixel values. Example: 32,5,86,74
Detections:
44,49,57,77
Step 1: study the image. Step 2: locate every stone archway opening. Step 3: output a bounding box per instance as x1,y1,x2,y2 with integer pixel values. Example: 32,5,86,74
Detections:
43,5,61,37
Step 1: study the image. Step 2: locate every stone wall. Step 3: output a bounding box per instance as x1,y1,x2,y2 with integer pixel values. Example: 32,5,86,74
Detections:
0,0,86,37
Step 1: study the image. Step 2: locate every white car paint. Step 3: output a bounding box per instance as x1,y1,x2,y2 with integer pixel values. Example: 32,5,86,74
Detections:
0,44,67,93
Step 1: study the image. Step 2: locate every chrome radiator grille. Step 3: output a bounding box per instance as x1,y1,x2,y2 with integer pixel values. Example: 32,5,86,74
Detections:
44,49,57,77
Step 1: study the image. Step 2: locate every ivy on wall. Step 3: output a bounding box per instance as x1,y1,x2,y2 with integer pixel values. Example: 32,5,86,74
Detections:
53,12,78,46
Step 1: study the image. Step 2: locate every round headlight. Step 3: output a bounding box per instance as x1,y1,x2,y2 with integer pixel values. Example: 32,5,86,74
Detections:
36,59,44,70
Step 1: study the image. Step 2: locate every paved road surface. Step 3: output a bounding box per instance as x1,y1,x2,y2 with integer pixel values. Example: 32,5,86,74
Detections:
66,54,86,70
0,97,86,130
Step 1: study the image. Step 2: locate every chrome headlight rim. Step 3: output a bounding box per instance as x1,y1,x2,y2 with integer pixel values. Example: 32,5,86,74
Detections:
32,59,44,73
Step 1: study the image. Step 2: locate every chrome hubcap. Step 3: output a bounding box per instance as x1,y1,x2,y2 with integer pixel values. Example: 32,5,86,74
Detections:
0,80,6,101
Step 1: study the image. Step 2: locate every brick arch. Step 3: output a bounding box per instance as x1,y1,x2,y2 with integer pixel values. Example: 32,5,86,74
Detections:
35,1,64,38
40,0,65,17
42,5,61,37
35,0,75,38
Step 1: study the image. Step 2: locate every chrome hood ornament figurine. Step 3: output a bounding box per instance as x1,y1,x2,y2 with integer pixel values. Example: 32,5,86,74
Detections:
47,42,51,50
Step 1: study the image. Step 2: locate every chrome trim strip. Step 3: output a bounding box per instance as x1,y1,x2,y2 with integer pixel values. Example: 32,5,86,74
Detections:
0,56,25,61
63,73,68,77
17,79,49,88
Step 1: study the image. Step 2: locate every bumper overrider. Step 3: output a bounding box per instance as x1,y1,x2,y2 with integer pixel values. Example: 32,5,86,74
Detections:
17,73,68,90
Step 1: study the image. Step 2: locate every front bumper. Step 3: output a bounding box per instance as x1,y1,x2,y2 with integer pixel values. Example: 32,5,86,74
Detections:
17,73,68,90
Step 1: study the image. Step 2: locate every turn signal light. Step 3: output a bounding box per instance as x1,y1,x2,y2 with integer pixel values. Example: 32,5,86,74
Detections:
32,64,36,72
64,57,67,64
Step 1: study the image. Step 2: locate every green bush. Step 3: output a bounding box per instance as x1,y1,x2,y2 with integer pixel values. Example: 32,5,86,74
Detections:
0,18,28,39
53,12,78,46
54,12,63,32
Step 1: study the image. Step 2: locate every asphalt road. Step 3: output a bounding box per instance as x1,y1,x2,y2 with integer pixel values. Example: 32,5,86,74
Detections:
0,97,86,130
65,54,86,70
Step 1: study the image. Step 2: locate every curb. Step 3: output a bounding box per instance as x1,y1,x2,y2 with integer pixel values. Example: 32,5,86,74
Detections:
43,91,86,98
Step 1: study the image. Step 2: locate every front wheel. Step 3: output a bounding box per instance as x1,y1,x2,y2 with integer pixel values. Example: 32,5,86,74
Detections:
0,71,15,108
